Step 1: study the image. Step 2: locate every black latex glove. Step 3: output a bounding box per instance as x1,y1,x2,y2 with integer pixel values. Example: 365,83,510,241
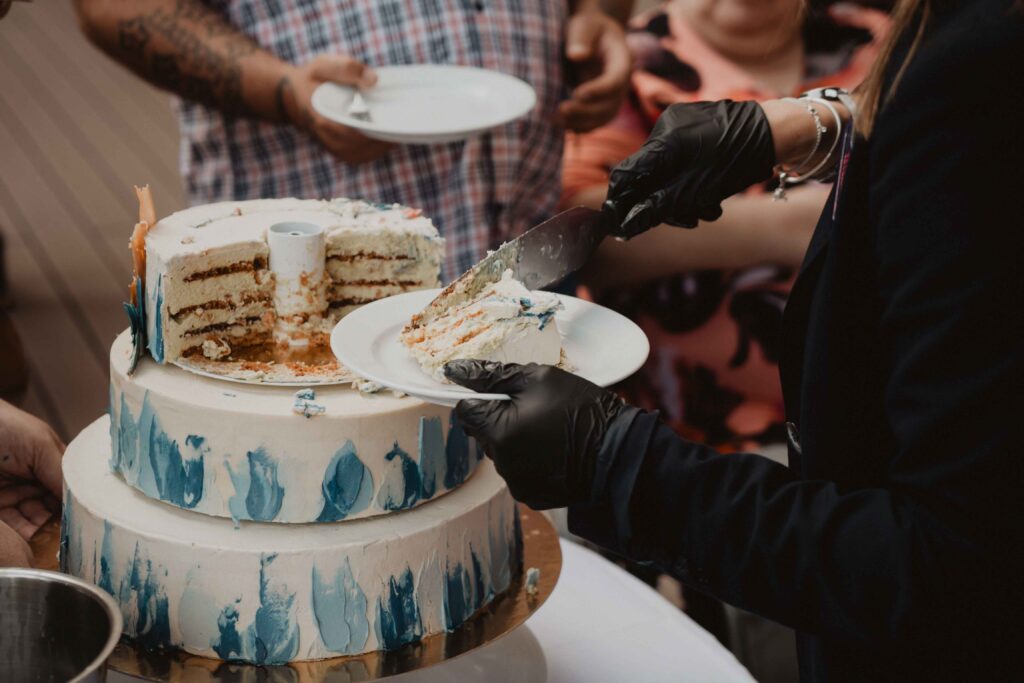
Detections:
604,100,776,238
445,360,625,510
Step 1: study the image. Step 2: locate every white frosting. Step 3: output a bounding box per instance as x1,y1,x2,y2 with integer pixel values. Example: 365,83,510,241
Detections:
145,198,439,261
403,270,563,381
145,198,443,363
109,330,481,523
62,417,521,663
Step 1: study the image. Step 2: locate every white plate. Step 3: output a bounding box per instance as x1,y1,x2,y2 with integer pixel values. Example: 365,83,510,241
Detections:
331,289,650,407
311,65,537,144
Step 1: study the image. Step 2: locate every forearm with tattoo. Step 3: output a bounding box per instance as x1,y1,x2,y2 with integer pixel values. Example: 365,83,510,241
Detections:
75,0,294,122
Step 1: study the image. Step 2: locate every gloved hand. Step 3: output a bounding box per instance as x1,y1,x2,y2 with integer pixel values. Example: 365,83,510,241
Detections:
445,361,625,510
604,100,776,238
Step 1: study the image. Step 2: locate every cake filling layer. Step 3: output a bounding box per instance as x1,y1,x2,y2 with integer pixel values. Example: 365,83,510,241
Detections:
183,257,268,282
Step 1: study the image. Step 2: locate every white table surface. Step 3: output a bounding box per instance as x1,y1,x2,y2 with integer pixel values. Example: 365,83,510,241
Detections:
110,540,754,683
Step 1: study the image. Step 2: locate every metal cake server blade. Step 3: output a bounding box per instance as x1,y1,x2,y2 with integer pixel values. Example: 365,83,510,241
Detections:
408,206,613,331
513,206,612,291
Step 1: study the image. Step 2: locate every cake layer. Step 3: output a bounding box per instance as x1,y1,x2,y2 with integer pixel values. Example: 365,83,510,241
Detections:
325,256,439,284
146,199,443,364
165,271,273,318
110,330,482,523
328,281,421,304
61,417,521,664
403,271,563,381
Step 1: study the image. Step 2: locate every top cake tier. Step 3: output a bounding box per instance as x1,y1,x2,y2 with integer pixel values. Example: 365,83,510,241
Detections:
109,331,482,524
143,198,443,363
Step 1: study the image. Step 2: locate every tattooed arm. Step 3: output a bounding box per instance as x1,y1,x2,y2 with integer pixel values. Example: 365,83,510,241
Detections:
74,0,393,163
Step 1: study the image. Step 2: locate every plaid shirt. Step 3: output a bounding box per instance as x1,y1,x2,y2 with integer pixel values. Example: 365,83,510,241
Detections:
175,1,567,282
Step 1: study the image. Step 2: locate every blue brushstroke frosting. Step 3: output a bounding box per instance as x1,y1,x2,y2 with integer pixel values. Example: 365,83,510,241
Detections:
117,543,172,649
443,561,474,631
376,568,422,650
148,428,204,509
227,447,285,522
250,554,300,664
213,554,301,663
471,546,489,605
124,276,147,373
115,393,140,483
111,392,203,509
59,497,70,574
98,521,115,595
445,414,471,490
147,274,164,363
317,441,373,522
312,559,370,654
213,603,244,660
376,443,421,511
418,416,446,500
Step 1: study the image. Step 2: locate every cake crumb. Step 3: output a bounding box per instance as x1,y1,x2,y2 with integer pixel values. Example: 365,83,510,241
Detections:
353,379,384,395
525,567,540,596
293,388,326,418
202,338,231,360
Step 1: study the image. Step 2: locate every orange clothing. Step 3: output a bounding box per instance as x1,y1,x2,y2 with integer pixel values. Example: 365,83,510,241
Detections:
564,4,887,448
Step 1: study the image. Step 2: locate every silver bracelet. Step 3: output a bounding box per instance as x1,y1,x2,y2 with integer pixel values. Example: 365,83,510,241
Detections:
802,86,857,133
799,97,842,181
773,98,826,201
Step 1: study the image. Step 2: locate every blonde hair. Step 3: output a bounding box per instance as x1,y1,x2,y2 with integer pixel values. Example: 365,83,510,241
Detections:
855,0,931,137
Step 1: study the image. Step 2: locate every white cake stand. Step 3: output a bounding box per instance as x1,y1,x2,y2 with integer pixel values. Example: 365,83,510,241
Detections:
32,506,561,683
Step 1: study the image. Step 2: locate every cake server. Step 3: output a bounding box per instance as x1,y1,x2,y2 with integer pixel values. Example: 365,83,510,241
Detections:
409,205,617,329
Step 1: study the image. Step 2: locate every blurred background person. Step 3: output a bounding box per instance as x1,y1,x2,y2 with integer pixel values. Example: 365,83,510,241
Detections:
565,0,886,456
73,0,632,281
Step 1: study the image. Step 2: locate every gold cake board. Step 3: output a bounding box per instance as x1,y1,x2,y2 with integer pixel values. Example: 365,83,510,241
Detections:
32,504,561,682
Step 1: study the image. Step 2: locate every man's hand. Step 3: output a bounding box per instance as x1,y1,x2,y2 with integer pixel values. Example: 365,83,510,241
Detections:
445,361,625,510
0,522,32,568
0,401,63,547
281,56,395,165
558,3,631,133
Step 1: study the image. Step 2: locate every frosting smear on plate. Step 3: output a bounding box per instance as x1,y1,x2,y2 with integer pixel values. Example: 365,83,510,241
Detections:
401,270,563,381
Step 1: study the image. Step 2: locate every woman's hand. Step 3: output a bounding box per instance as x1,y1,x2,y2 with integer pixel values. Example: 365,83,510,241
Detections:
604,100,776,238
558,3,632,133
281,55,395,165
0,401,63,555
445,361,625,510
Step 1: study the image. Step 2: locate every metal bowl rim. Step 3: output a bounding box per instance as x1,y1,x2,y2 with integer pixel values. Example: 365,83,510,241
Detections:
0,567,123,682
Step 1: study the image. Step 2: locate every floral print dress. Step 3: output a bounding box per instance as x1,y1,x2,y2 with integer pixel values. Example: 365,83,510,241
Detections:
562,4,886,451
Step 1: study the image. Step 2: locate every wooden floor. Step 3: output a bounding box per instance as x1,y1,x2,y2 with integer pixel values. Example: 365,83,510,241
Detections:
0,2,185,440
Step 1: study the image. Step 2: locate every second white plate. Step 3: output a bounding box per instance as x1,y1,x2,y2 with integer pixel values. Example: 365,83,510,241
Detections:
331,289,650,407
311,65,537,144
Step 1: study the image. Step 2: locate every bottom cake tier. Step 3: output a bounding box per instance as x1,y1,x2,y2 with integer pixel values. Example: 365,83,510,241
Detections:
60,417,522,664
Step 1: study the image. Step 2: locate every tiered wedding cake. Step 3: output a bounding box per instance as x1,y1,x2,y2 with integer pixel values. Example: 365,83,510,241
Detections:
58,197,522,664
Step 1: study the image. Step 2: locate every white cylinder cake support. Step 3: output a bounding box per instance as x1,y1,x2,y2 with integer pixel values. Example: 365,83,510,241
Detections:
108,330,482,524
267,222,329,345
62,417,522,664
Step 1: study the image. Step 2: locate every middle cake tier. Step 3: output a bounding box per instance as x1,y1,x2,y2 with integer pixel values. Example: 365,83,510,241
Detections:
108,330,482,524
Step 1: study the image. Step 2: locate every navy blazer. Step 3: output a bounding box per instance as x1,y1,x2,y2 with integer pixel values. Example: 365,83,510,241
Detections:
570,1,1024,680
